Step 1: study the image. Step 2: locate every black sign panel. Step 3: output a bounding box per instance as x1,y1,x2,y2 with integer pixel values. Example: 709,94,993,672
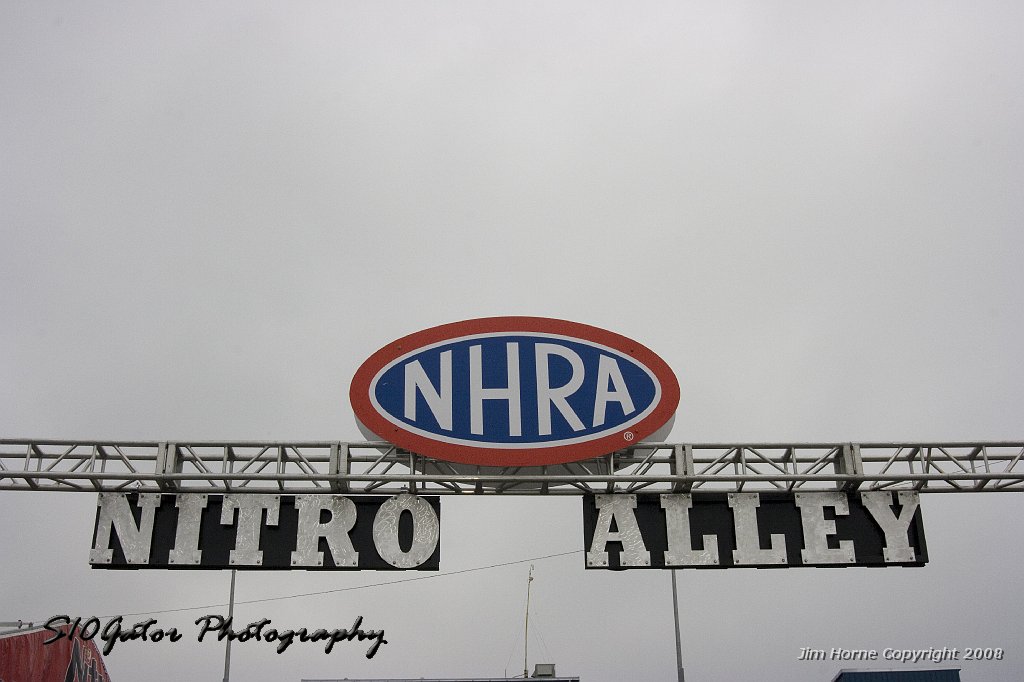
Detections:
583,491,927,569
90,492,440,570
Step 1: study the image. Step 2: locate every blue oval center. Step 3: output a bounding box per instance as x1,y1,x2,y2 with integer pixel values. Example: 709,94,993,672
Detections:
371,335,659,445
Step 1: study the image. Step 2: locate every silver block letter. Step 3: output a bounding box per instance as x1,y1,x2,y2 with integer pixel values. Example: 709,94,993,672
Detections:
291,495,359,567
728,493,787,565
221,494,280,566
372,493,440,569
661,494,719,566
861,491,920,563
90,493,161,565
794,492,855,564
587,494,651,567
168,494,209,565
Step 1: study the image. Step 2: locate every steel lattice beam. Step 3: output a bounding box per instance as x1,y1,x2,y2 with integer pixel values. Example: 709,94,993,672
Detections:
1,440,1022,494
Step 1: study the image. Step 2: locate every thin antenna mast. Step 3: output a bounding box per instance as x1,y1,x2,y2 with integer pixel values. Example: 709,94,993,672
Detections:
523,564,534,679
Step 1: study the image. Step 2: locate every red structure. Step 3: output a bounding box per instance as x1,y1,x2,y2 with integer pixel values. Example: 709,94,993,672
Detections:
0,625,111,682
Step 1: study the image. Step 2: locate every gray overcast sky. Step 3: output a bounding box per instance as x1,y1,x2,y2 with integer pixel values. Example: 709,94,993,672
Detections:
2,2,1023,681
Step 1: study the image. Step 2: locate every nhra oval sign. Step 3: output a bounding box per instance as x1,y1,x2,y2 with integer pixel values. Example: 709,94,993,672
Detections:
350,317,680,466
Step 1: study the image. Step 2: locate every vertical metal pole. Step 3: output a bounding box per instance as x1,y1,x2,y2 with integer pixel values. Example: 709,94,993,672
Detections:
524,565,534,679
223,568,236,682
671,569,685,682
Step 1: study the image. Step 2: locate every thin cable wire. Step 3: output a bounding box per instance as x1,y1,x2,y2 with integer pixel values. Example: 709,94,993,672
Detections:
76,549,582,621
533,612,554,663
503,619,522,679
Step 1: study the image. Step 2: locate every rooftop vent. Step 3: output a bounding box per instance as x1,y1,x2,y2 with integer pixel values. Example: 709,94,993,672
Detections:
532,663,556,677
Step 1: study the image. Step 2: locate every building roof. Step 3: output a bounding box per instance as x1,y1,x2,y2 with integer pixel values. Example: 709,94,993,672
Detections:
301,678,581,682
831,668,961,682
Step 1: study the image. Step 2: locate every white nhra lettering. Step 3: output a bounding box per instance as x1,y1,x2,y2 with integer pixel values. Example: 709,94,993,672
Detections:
404,351,453,430
535,343,586,435
592,354,636,427
470,342,522,436
400,340,638,437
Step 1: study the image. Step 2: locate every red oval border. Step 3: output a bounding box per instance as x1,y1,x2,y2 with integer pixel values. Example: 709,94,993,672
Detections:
349,317,680,467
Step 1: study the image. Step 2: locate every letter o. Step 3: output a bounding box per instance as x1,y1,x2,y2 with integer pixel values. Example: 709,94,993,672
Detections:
372,493,439,568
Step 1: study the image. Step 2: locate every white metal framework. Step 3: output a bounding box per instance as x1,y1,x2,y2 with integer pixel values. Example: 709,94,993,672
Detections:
1,440,1022,494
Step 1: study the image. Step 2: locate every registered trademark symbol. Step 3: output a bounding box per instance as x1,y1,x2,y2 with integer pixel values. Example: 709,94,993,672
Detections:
623,431,634,442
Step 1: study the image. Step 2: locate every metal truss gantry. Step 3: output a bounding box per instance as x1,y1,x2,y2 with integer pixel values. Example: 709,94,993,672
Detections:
1,440,1022,495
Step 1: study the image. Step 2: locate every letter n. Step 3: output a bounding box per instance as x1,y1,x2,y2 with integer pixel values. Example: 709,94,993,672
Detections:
90,493,161,565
